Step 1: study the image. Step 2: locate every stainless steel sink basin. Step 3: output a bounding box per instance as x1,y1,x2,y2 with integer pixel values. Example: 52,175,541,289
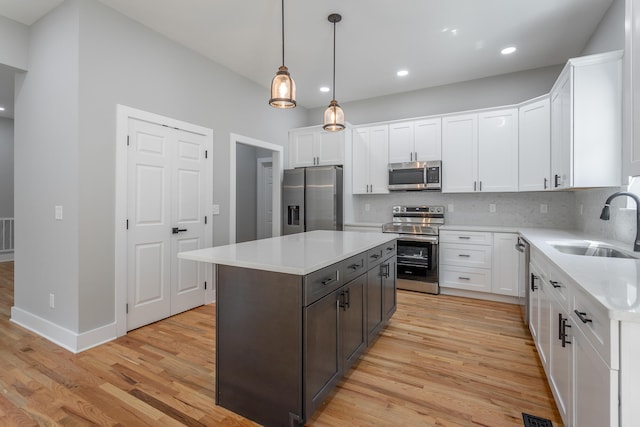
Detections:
549,241,638,259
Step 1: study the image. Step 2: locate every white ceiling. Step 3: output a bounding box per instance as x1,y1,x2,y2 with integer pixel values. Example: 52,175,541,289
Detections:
0,0,615,117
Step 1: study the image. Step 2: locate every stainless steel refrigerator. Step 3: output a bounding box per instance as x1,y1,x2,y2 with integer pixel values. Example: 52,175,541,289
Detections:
282,166,343,235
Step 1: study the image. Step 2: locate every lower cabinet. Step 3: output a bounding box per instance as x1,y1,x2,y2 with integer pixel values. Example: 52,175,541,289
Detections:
366,254,397,344
530,249,620,427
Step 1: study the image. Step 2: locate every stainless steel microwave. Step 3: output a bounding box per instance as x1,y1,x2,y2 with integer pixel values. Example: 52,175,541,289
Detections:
388,160,442,191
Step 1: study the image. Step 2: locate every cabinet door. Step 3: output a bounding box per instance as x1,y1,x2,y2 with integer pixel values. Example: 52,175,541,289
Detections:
442,114,477,193
317,131,344,165
478,108,519,192
529,263,541,342
538,278,551,369
341,275,366,370
519,98,551,191
366,267,383,344
382,257,397,321
550,70,571,189
304,291,341,414
549,298,572,426
369,126,390,194
492,233,519,296
352,128,370,194
628,0,640,177
289,130,317,168
414,118,442,161
574,325,619,427
388,121,415,163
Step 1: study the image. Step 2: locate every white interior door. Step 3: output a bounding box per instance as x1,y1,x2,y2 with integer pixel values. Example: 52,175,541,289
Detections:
127,118,207,331
257,158,273,240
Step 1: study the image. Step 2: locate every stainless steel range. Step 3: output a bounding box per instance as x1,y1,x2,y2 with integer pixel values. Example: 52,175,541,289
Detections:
382,205,444,294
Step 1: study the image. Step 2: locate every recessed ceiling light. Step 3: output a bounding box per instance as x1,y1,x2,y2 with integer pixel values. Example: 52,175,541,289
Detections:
0,107,5,111
397,70,409,77
501,46,516,55
320,86,330,93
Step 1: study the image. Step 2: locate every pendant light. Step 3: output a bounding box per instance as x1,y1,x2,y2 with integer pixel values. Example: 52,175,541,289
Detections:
269,0,296,108
323,13,345,131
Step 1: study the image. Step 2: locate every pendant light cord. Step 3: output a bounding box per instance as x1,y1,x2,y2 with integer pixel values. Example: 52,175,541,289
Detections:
332,19,336,101
281,0,285,67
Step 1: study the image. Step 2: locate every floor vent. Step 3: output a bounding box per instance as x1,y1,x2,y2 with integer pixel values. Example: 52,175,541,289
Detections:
522,413,553,427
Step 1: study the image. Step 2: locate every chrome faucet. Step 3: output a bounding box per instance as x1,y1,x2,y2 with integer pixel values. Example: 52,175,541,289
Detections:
599,191,640,252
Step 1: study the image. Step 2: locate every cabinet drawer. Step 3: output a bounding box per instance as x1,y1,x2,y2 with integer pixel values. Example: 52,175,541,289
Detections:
440,266,492,293
304,263,343,306
367,245,385,268
341,254,367,283
571,287,619,369
382,239,397,259
440,230,492,245
547,263,571,311
440,243,492,269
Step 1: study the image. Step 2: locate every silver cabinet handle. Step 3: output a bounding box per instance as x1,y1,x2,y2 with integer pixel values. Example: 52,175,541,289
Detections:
544,178,548,189
415,151,418,160
479,181,482,191
458,236,471,240
458,276,470,280
474,181,477,191
458,254,471,257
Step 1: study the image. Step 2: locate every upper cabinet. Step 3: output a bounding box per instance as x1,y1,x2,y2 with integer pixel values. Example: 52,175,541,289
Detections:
550,51,622,189
442,109,518,193
352,125,389,194
388,118,441,163
289,126,345,168
519,96,551,191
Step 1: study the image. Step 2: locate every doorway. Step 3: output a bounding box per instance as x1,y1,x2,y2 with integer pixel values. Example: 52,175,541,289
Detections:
115,106,213,336
229,134,282,244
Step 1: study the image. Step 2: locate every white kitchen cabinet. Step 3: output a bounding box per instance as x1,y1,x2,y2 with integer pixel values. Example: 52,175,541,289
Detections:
442,109,518,193
550,50,622,189
519,96,551,191
626,0,640,177
439,230,492,293
289,126,344,168
549,295,572,426
388,118,441,163
442,114,477,193
352,125,389,194
491,233,519,296
477,109,519,192
528,260,542,342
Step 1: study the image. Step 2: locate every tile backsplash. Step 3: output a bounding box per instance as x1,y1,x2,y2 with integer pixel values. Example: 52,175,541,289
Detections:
574,186,637,245
351,191,577,230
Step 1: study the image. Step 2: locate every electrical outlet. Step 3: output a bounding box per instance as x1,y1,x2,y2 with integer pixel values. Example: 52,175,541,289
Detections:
489,203,496,213
55,205,63,220
448,204,454,213
579,204,584,216
365,203,370,212
540,204,548,214
49,293,55,309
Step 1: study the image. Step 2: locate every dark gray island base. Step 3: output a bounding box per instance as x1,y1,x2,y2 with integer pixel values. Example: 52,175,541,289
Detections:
215,241,397,426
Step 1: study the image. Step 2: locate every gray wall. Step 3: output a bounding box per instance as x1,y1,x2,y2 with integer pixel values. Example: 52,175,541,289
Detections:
0,15,28,71
307,65,563,126
13,0,307,334
236,143,258,243
581,0,625,56
0,118,13,218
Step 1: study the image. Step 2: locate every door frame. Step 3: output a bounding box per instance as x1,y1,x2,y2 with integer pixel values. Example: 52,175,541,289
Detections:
115,105,213,337
229,133,283,243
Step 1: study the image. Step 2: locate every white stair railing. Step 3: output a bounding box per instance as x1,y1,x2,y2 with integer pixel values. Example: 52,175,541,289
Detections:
0,218,14,254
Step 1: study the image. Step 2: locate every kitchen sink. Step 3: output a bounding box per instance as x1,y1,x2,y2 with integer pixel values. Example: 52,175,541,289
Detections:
549,241,638,259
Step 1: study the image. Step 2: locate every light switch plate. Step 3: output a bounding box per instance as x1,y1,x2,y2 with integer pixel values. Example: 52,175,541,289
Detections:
365,203,370,212
540,204,548,214
489,203,496,213
448,204,454,213
55,205,63,220
212,204,220,215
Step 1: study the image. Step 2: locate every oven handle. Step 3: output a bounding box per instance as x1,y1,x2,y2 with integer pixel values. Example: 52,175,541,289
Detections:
396,235,439,243
397,261,431,268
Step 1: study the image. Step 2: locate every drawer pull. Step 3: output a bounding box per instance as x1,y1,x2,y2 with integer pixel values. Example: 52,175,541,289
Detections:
550,280,561,289
458,236,471,240
386,246,395,251
347,263,362,271
370,253,381,260
321,274,338,286
458,276,470,280
458,254,471,258
574,310,593,324
530,273,538,291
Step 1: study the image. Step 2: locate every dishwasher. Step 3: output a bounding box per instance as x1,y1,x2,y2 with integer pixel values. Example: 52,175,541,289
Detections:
516,236,530,325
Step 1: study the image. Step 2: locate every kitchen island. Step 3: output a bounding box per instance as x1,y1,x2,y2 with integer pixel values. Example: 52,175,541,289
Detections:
178,230,398,427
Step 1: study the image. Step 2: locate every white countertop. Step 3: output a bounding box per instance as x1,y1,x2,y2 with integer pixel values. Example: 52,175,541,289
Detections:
178,230,398,275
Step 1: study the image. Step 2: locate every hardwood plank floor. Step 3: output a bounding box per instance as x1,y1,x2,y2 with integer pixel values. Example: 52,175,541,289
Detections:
0,261,561,426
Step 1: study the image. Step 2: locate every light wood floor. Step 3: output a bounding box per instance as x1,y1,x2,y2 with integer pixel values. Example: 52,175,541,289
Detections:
0,261,561,426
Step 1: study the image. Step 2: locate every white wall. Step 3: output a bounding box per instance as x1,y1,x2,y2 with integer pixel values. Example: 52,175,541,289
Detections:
14,0,307,337
581,0,625,56
0,15,28,71
0,118,13,217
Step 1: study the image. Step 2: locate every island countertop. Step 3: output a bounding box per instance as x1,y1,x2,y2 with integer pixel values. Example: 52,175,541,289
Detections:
177,230,398,275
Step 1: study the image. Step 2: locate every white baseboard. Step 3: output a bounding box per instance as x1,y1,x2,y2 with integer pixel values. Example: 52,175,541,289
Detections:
0,252,14,262
10,306,117,353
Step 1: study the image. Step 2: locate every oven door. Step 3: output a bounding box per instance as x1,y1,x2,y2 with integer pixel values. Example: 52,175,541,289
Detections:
396,237,439,294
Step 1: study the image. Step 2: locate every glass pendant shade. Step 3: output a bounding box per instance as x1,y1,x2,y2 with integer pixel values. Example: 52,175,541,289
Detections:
269,66,296,108
323,100,345,131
